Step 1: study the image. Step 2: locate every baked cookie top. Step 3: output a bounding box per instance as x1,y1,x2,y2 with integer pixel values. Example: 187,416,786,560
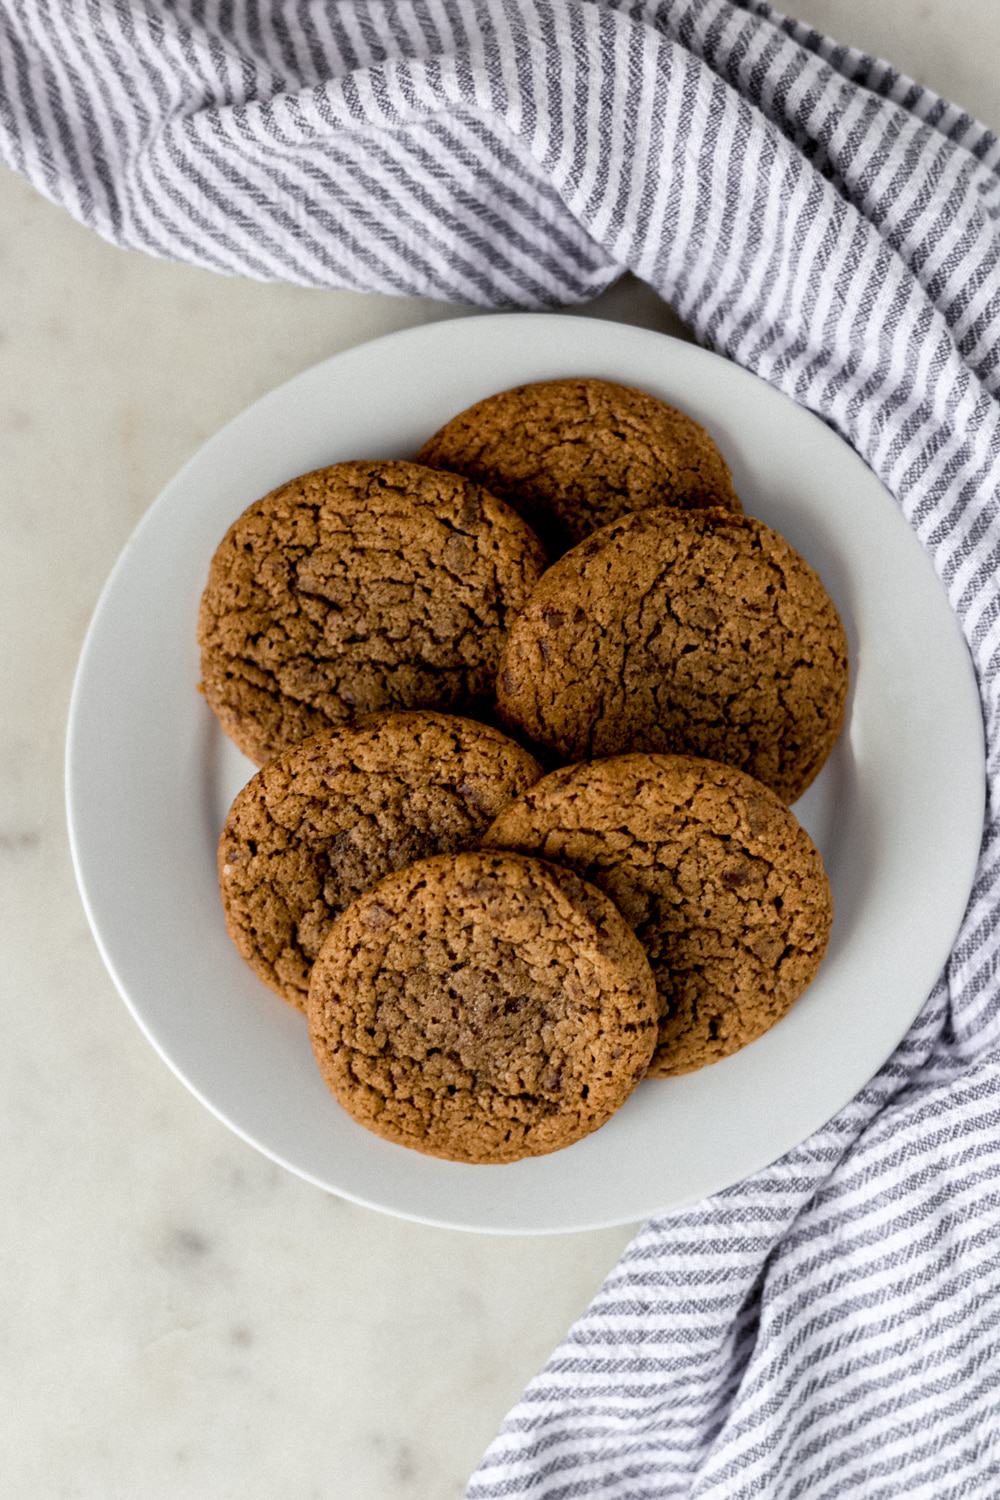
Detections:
218,712,541,1009
198,459,547,764
496,505,848,803
484,754,832,1077
417,377,739,552
306,850,658,1162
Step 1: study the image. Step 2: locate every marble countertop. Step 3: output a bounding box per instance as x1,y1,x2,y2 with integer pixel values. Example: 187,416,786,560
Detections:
3,4,997,1496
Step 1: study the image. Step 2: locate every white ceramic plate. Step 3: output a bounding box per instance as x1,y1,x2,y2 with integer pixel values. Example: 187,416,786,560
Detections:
67,314,984,1234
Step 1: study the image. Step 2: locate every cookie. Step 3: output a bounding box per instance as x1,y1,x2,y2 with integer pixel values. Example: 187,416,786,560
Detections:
198,459,547,764
496,506,848,803
306,850,658,1162
484,754,832,1077
416,377,740,552
218,712,542,1010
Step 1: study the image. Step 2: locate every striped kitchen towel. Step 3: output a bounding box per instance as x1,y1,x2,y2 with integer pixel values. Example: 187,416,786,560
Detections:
5,2,1000,1494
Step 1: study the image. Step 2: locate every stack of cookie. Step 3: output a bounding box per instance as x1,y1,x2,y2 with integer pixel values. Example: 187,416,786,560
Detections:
200,378,847,1164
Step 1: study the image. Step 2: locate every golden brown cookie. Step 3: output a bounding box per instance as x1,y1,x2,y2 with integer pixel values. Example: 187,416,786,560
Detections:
416,377,740,552
484,755,832,1077
496,506,848,803
218,712,542,1010
306,850,658,1162
198,460,547,764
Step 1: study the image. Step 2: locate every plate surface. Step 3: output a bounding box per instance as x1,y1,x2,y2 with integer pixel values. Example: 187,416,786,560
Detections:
66,314,985,1234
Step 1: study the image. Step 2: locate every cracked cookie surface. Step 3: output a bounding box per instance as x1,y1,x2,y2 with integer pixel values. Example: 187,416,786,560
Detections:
417,377,739,552
218,712,542,1010
484,755,832,1077
198,459,547,764
496,505,848,803
306,850,658,1162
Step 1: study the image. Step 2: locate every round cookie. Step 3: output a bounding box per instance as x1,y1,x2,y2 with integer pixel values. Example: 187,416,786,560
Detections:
218,712,542,1010
307,850,658,1162
198,459,547,764
496,505,848,803
484,754,832,1077
416,377,740,552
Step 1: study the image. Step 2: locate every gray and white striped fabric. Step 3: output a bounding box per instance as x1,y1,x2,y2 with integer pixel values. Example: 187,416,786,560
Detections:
6,1,1000,1494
